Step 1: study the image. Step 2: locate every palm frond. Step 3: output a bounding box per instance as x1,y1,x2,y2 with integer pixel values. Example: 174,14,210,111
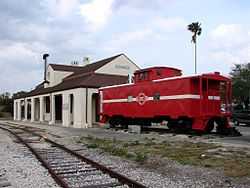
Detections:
197,28,202,35
187,22,202,42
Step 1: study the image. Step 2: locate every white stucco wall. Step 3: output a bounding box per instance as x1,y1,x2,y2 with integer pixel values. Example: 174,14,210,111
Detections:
73,88,87,128
52,71,72,86
52,88,87,128
46,66,73,87
14,87,99,128
13,101,17,120
95,55,139,76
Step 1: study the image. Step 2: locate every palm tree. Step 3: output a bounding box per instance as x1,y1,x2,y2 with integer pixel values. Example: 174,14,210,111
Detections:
187,22,202,74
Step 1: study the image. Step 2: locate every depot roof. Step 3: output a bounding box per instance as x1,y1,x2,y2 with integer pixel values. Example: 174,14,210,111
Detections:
14,54,129,99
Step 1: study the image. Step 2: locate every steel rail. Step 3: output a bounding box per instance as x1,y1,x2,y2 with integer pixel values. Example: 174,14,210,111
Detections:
0,123,147,188
0,125,70,188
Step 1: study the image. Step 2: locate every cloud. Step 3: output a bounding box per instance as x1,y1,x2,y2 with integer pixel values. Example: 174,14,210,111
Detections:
0,42,39,68
153,17,187,32
210,51,240,65
0,66,42,93
0,42,43,93
2,0,249,94
0,0,99,93
46,0,80,19
0,0,45,21
80,0,115,30
0,0,189,94
104,16,187,52
106,29,153,51
209,24,250,65
113,0,173,10
210,24,247,48
55,0,79,17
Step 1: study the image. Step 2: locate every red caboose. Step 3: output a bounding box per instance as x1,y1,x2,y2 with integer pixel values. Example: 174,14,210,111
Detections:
99,67,233,133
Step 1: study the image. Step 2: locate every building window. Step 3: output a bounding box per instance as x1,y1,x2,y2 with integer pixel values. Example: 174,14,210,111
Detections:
45,96,50,113
156,70,161,76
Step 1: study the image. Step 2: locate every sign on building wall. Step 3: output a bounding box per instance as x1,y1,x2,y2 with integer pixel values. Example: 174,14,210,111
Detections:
115,65,130,70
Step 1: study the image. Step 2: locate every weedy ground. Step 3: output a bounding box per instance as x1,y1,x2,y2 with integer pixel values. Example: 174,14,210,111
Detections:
77,135,250,178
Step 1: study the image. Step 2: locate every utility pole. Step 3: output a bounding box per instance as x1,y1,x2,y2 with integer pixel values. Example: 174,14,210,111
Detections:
194,41,197,74
187,22,202,74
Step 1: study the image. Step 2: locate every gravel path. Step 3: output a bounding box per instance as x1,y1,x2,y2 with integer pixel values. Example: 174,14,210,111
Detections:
0,129,59,188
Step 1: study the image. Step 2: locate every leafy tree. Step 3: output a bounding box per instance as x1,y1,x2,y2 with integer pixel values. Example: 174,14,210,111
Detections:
0,92,13,114
12,91,27,99
0,92,11,105
230,63,250,108
187,22,202,74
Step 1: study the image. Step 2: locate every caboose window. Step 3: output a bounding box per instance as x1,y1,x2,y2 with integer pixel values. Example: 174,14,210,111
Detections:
138,72,149,80
153,93,160,100
156,70,161,76
139,73,144,80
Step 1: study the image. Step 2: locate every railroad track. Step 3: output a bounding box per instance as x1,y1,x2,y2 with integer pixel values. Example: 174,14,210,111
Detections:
0,123,146,188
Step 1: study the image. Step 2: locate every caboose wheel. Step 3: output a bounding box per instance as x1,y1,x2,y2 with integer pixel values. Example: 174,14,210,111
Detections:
109,117,121,128
167,118,192,132
167,120,176,130
121,122,128,129
109,119,116,128
205,119,215,133
234,119,240,126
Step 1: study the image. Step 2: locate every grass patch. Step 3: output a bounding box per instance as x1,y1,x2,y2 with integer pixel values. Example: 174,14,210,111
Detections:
78,136,250,177
134,151,148,163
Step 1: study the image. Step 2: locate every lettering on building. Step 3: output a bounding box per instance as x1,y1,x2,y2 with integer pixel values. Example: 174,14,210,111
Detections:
115,65,130,70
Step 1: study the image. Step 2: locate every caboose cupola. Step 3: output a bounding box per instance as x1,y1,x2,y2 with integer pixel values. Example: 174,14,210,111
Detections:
134,67,182,83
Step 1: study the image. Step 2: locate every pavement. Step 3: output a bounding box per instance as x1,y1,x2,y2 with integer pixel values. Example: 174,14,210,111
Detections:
213,126,250,147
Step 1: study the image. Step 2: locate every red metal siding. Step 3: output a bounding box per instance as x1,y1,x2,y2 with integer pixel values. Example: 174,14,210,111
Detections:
99,68,232,131
101,78,201,119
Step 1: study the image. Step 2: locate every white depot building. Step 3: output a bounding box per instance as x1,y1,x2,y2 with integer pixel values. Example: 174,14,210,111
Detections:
13,54,139,128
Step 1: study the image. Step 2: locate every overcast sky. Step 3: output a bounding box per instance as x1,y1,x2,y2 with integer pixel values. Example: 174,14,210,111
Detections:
1,0,250,93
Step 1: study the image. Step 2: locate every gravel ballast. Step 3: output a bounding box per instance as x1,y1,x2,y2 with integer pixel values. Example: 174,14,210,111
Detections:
66,143,250,188
0,129,59,188
2,121,250,187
